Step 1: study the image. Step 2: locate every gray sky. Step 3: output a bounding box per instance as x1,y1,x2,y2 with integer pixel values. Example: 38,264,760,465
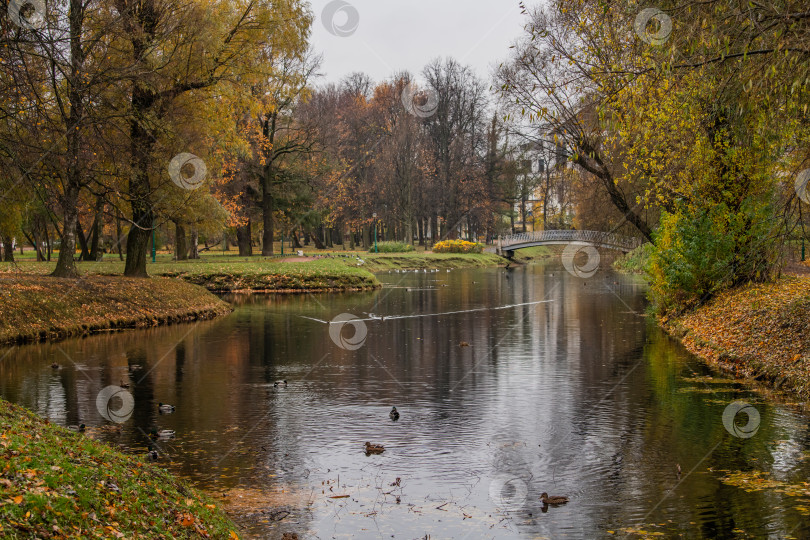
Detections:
308,0,527,85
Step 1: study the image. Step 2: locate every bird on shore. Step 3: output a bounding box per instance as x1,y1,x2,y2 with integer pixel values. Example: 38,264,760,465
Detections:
274,380,288,387
365,442,385,454
158,402,175,413
146,450,159,461
540,492,569,506
389,407,400,421
68,423,85,433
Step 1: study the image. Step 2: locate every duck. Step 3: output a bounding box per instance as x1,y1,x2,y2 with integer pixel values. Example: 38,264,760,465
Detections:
540,492,569,505
158,402,175,413
364,442,385,454
67,423,85,433
389,407,400,421
274,380,288,387
51,362,59,369
150,428,175,439
146,450,159,461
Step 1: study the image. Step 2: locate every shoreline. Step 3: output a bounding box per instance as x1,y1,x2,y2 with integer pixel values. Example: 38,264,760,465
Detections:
0,399,240,538
0,274,233,347
661,275,810,401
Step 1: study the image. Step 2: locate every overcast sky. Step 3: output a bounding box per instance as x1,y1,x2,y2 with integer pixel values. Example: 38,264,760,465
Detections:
307,0,527,86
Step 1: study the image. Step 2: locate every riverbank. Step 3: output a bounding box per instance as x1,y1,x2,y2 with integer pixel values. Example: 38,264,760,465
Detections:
662,276,810,400
0,274,232,346
0,398,240,538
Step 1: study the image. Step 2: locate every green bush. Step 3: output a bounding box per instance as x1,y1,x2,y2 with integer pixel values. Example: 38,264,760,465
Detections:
648,200,777,314
613,243,654,274
369,241,415,253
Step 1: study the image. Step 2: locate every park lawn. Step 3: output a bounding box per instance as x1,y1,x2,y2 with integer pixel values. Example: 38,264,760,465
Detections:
0,249,511,291
0,399,241,539
0,274,232,345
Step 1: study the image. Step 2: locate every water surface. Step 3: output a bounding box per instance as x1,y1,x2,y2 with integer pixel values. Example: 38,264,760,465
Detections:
2,263,809,538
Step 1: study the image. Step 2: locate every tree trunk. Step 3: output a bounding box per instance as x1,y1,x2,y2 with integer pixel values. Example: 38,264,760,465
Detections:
115,210,124,260
2,235,14,262
175,221,188,260
189,227,199,259
52,0,85,278
76,216,91,261
88,197,103,261
237,219,253,256
309,231,325,250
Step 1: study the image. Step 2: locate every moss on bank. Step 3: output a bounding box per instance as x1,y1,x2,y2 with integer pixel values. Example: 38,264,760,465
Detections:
0,399,239,539
0,275,232,346
663,276,810,400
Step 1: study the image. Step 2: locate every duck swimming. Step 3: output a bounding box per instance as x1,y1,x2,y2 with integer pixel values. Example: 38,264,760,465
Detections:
274,380,288,387
150,429,175,439
389,407,400,421
364,442,385,454
158,402,175,413
540,492,569,505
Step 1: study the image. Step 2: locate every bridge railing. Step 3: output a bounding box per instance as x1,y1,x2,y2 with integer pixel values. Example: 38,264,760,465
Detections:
498,230,644,251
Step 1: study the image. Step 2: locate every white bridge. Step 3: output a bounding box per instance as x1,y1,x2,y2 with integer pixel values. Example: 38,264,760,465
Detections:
497,230,644,256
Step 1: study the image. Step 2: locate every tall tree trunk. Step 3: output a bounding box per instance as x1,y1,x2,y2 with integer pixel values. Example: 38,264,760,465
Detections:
122,0,159,277
52,0,85,278
175,221,188,260
309,231,325,250
236,219,253,256
45,224,51,261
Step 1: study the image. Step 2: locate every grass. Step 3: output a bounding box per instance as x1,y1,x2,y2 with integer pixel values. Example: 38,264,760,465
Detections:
0,274,232,345
0,249,508,291
613,244,653,274
0,399,240,539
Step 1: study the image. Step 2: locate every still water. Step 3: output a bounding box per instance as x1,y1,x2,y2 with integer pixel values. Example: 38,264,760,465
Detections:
2,263,810,539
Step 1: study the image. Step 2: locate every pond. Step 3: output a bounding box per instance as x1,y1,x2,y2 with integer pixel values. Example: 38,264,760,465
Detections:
1,262,809,538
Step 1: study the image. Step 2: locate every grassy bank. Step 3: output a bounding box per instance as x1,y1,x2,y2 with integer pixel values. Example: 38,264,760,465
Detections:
0,274,232,346
0,399,239,539
663,276,810,400
359,251,507,271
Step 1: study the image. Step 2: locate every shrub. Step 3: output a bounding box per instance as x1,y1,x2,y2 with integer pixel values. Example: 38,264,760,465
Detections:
432,239,484,254
368,241,415,253
648,200,777,314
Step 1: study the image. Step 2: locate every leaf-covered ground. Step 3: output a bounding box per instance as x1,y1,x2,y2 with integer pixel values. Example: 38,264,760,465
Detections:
665,276,810,399
0,399,240,539
0,274,232,346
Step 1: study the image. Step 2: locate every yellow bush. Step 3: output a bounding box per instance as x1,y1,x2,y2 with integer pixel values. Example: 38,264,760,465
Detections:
432,240,484,254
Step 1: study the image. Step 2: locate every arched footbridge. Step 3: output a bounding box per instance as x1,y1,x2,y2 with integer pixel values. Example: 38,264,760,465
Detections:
497,230,645,257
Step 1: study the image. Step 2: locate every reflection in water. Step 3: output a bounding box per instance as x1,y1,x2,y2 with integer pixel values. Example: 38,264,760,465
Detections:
1,263,810,539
